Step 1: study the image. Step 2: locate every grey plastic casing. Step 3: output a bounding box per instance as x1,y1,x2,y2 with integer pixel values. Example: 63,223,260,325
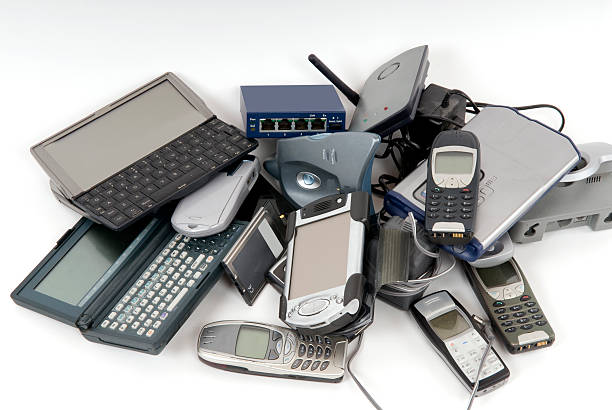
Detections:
385,106,580,262
264,132,380,208
349,45,429,137
31,72,214,200
198,321,347,382
509,142,612,243
172,157,260,237
468,233,514,268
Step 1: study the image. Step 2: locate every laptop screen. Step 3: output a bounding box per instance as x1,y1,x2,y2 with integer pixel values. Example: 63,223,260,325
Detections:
44,80,207,192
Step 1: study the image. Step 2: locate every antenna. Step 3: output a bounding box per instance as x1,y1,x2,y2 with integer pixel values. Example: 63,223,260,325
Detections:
308,54,360,106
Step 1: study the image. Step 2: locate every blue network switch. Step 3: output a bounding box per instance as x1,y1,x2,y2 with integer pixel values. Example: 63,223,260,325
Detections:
240,85,346,138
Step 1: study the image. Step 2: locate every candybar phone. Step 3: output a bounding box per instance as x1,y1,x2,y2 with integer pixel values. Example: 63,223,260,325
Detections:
411,291,510,396
280,192,369,335
198,321,347,382
425,130,480,245
463,258,555,353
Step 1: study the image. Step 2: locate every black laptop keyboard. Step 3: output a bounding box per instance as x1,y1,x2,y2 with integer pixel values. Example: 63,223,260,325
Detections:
75,118,258,230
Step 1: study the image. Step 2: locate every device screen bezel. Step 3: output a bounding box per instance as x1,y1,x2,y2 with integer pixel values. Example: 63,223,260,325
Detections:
12,218,154,326
30,73,213,198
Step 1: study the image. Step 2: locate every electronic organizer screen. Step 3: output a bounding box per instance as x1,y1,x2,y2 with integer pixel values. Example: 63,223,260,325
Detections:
44,80,207,192
34,224,140,306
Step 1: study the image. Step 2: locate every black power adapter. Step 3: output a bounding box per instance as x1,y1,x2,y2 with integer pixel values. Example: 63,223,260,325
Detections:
372,83,468,195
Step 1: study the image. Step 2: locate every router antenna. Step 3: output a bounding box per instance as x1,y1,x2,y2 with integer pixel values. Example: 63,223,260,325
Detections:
308,54,360,106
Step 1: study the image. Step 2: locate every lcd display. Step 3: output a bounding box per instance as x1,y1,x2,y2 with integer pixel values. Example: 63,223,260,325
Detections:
235,326,270,359
435,151,473,174
476,262,521,288
429,310,471,340
35,224,140,306
44,80,206,192
289,212,352,300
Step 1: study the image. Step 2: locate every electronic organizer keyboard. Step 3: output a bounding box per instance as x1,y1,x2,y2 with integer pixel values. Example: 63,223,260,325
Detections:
75,118,257,230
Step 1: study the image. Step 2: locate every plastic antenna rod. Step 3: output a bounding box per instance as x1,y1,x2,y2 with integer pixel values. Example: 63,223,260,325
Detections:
308,54,360,106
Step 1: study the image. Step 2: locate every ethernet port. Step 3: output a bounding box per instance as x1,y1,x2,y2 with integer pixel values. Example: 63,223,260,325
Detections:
260,119,275,131
328,122,343,131
311,118,326,130
278,118,292,131
295,118,308,130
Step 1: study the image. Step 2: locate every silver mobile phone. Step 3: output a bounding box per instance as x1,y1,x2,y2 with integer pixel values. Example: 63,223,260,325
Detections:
198,321,347,382
411,290,510,396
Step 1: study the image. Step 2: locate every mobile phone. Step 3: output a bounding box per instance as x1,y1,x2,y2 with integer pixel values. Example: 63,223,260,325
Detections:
411,290,510,396
280,192,369,335
425,130,480,245
197,321,348,382
463,258,555,353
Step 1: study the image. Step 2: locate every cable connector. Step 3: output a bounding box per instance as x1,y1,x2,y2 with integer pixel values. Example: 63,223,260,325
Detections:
472,314,495,341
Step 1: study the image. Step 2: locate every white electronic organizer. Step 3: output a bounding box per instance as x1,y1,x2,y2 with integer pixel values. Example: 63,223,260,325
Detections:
280,192,369,335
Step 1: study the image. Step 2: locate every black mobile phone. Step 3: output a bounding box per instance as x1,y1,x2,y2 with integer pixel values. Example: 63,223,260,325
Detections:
411,290,510,396
463,258,555,354
425,130,480,245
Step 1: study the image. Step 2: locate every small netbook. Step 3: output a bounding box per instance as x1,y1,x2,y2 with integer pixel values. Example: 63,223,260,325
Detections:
31,72,257,231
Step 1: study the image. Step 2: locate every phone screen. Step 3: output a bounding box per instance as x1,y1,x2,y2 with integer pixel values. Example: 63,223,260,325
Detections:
476,261,521,288
429,310,470,340
235,326,270,359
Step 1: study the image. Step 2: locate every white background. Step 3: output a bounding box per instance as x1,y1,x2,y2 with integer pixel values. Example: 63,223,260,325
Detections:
2,1,611,409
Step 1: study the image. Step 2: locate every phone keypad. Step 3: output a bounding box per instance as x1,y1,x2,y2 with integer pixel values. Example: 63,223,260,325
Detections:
292,334,334,372
447,330,504,383
492,294,549,333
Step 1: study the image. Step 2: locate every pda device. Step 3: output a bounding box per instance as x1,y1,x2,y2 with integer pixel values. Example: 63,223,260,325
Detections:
463,259,555,353
280,192,369,335
411,291,510,396
31,72,257,231
198,321,348,382
425,130,480,245
11,216,246,354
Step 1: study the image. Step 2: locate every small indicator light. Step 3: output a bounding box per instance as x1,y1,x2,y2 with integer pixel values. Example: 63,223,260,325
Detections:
384,106,388,111
363,118,368,123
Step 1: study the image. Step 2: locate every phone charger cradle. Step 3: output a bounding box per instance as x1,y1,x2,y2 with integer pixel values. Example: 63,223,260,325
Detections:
172,157,260,237
264,132,380,209
509,142,612,243
384,106,580,262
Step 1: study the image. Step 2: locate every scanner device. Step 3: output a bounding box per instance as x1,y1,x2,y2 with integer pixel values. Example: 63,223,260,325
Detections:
264,132,380,209
172,157,260,237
